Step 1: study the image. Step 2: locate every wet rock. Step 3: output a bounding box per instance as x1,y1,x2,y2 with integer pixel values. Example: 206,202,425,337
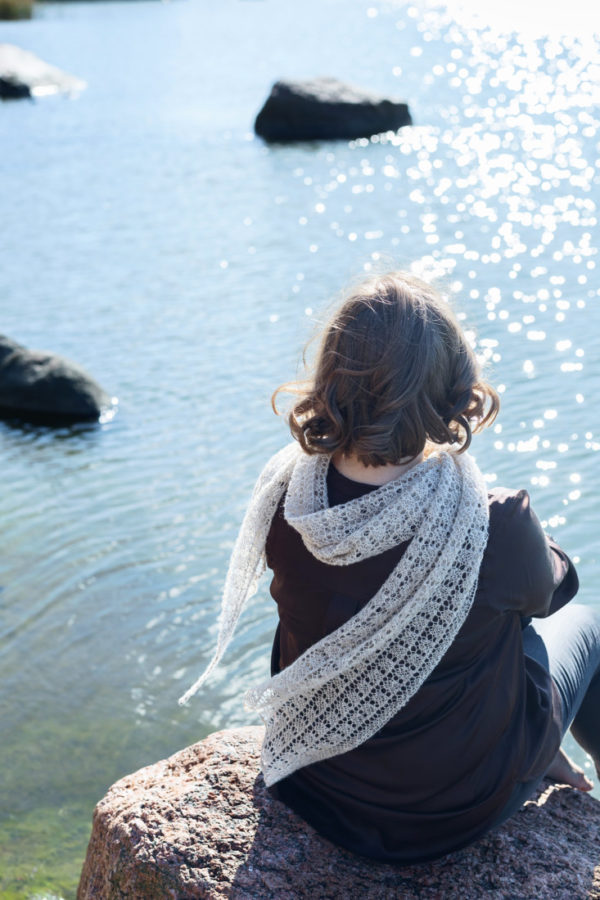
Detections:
0,334,112,423
0,43,86,100
77,726,600,899
254,77,411,142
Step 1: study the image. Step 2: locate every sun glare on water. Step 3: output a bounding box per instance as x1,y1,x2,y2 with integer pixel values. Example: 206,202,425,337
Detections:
433,0,599,37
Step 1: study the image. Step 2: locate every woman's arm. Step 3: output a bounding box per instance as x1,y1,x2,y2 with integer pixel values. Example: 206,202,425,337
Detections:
544,534,579,615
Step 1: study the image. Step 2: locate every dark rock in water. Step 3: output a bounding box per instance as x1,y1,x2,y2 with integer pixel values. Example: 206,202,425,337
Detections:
0,334,112,423
255,77,412,142
78,726,600,899
0,43,86,100
0,73,30,99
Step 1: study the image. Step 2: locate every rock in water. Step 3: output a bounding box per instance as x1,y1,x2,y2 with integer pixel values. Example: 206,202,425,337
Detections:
0,334,112,423
0,43,86,100
254,77,411,142
77,726,600,899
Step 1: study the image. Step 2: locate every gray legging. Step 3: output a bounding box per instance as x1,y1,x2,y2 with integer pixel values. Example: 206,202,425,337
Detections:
493,602,600,828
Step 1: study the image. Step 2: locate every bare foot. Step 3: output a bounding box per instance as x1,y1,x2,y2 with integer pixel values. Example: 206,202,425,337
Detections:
546,748,594,791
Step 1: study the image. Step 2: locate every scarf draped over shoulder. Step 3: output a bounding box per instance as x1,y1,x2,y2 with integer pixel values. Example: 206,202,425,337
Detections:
179,442,489,787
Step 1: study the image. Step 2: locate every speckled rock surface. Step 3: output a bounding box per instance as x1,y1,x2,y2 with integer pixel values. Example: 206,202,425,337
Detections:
78,726,600,899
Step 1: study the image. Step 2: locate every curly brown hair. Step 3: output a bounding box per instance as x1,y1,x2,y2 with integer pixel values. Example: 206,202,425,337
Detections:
273,272,499,467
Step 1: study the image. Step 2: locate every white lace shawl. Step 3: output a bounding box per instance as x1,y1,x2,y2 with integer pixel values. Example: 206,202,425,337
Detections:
179,442,489,787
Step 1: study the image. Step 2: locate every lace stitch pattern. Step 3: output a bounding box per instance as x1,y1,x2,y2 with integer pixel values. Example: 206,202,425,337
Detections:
180,443,489,787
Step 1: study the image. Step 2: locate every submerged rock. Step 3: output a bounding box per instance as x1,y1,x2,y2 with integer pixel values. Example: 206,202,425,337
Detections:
0,43,86,100
254,77,411,142
0,334,112,423
78,726,600,899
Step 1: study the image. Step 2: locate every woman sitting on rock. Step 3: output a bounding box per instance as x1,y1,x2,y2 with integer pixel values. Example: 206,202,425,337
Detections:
181,272,600,863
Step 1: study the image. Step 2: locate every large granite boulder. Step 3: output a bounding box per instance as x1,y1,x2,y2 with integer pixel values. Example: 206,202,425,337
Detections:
254,77,411,142
0,334,112,423
78,726,600,899
0,43,86,99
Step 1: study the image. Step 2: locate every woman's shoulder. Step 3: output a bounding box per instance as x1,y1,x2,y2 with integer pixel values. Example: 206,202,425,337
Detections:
486,486,548,560
487,486,535,532
482,486,557,611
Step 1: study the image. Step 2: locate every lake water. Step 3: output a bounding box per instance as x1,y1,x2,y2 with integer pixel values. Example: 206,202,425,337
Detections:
1,0,599,895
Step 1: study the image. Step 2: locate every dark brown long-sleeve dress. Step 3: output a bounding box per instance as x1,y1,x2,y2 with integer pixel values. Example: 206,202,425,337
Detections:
265,462,579,864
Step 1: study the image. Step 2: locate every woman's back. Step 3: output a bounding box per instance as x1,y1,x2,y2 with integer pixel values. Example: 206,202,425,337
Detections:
266,464,577,863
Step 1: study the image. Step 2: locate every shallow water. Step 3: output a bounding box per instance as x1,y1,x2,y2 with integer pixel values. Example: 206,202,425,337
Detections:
1,0,599,895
